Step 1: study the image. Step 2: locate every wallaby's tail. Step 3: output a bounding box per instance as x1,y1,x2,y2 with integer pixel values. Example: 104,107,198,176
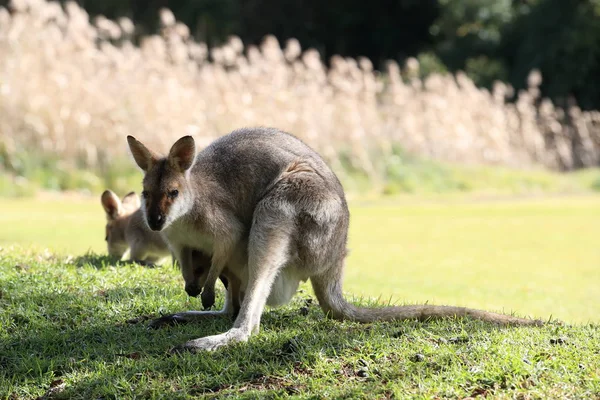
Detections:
310,273,543,326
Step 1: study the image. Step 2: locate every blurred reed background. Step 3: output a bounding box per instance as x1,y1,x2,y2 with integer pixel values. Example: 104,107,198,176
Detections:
0,0,599,197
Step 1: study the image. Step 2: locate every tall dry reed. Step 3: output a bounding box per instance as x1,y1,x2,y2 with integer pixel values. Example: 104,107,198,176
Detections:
0,0,598,181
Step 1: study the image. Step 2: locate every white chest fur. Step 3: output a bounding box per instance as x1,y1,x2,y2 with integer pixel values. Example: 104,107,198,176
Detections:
163,219,214,255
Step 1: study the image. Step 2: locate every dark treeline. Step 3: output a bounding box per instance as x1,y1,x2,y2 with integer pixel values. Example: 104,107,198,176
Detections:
4,0,599,109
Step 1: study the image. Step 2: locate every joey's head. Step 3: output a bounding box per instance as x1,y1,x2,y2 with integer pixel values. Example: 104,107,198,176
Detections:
127,135,196,232
100,190,140,258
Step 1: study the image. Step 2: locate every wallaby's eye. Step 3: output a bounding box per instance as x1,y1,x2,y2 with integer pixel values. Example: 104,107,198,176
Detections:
168,189,179,199
141,190,149,199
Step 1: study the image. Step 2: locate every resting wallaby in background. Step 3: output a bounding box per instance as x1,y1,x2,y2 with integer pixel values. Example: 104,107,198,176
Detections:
127,127,542,352
101,190,171,265
101,189,238,313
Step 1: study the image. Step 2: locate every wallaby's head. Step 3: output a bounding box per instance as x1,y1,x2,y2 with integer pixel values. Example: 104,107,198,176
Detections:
127,135,196,232
100,190,140,258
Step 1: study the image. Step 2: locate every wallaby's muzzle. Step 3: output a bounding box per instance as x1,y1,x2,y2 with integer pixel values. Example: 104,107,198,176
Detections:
147,213,165,231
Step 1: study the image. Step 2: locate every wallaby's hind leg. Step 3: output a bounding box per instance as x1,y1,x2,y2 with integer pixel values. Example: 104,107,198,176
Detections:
310,261,362,321
175,204,292,352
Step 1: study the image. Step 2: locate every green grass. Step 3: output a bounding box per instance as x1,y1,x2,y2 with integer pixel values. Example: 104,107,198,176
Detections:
339,146,600,197
380,161,600,196
0,152,143,198
1,248,599,399
2,148,600,198
0,195,599,398
344,195,600,324
0,195,597,323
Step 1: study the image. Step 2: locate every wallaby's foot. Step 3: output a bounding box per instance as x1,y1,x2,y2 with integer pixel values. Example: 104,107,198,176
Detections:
201,288,216,310
148,314,189,329
171,328,249,353
130,259,156,268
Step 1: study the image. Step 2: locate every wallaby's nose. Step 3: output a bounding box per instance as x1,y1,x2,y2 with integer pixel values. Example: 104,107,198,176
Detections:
148,214,164,231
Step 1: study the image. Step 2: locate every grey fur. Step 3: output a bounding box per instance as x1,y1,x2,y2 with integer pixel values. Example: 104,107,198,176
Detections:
127,127,543,352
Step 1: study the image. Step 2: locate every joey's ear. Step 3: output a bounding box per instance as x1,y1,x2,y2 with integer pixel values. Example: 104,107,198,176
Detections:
127,135,160,172
101,190,122,219
168,135,196,172
121,191,141,210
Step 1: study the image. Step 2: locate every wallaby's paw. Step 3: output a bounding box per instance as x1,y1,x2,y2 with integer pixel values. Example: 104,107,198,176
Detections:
201,289,216,310
148,314,188,329
129,259,154,267
171,329,248,353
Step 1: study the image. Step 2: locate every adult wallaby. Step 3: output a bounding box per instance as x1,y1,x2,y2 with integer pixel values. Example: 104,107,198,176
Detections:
127,127,541,352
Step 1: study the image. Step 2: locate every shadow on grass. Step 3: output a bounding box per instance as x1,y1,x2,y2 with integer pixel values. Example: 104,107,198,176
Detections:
71,252,120,268
0,282,523,398
71,251,174,269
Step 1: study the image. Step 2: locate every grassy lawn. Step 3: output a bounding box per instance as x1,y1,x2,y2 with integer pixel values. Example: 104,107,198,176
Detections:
0,194,597,323
0,194,599,398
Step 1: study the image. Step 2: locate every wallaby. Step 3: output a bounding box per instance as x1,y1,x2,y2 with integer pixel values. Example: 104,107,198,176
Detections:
101,189,240,315
101,189,172,265
127,127,542,352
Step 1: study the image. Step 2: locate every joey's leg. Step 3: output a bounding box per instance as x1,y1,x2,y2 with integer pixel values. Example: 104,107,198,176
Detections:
200,258,226,310
149,247,232,329
201,238,238,310
174,212,291,352
223,272,243,320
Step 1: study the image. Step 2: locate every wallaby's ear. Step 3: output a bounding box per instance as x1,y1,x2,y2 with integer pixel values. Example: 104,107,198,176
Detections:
101,190,122,219
127,135,160,172
121,191,141,210
168,136,196,172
